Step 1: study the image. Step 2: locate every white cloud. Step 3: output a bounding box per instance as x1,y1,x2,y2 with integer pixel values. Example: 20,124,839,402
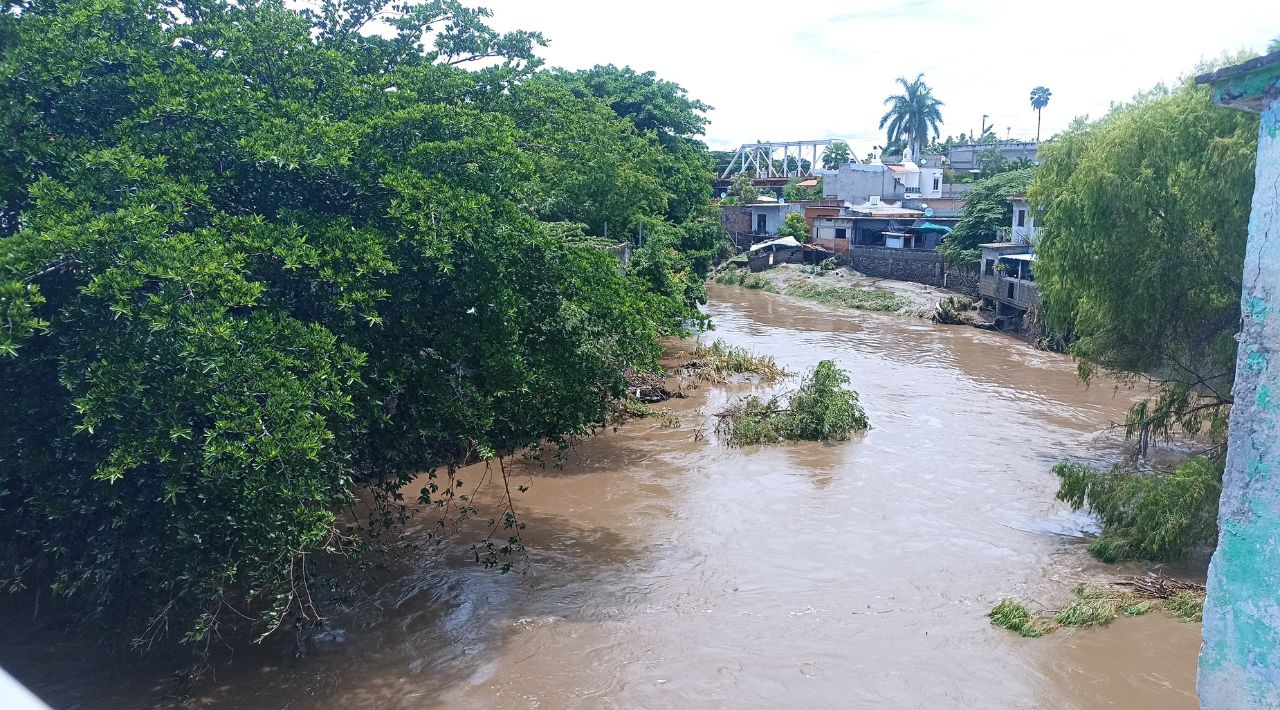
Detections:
481,0,1277,154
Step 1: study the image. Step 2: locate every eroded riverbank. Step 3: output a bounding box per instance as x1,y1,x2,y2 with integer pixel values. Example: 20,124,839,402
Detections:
0,284,1201,709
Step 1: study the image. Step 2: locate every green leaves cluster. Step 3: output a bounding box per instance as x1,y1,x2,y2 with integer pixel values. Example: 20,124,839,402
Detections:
1054,458,1223,562
1030,76,1256,442
0,0,722,644
938,168,1035,264
718,361,868,445
777,212,810,240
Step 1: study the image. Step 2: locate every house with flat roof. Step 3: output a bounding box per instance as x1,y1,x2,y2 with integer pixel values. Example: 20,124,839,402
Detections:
978,243,1037,328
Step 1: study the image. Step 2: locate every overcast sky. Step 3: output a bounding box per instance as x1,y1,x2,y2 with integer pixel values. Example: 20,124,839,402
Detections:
481,0,1277,155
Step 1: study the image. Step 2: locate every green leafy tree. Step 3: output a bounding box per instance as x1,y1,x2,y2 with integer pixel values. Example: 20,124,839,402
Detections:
1030,86,1052,142
783,177,823,202
978,147,1011,177
821,141,851,169
879,74,944,159
938,168,1035,263
729,172,761,205
777,211,810,241
555,65,714,223
1031,75,1256,442
0,0,716,647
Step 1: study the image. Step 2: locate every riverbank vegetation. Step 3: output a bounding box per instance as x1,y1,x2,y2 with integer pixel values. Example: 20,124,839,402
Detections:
714,268,779,292
990,581,1206,638
1028,65,1258,565
0,0,727,648
682,340,788,384
785,279,912,313
716,361,869,445
1053,458,1223,563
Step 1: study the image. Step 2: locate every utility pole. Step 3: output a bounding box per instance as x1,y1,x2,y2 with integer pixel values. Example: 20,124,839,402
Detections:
1195,52,1280,710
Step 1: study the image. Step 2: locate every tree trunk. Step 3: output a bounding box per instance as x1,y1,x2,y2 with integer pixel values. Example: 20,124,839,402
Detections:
1036,109,1042,143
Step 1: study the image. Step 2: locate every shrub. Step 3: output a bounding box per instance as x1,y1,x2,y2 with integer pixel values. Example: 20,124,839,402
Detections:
717,360,868,445
1054,457,1223,562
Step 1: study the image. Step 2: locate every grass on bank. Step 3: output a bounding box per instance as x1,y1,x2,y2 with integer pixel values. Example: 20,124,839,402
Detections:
988,583,1205,637
714,268,778,292
716,360,869,445
785,279,910,313
683,339,788,384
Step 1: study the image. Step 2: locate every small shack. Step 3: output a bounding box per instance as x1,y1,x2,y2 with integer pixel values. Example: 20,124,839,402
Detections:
747,236,803,271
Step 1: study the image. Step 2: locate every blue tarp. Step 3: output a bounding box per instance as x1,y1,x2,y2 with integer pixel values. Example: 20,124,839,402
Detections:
908,221,953,233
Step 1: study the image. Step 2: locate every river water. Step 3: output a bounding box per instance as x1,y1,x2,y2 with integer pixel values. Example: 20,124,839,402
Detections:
3,285,1202,709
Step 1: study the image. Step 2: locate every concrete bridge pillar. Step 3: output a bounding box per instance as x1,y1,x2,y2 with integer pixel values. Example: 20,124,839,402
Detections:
1196,52,1280,709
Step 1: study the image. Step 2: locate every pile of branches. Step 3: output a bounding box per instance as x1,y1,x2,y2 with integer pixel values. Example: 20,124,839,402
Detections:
625,369,679,403
1115,572,1205,599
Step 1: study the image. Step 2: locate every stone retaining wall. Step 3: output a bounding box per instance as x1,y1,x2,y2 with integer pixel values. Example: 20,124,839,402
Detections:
837,246,979,296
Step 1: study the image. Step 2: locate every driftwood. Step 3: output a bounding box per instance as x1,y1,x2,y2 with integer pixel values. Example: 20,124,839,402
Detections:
1115,572,1206,599
625,369,681,403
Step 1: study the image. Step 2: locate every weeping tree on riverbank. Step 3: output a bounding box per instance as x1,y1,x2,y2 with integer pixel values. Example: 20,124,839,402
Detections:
1030,66,1258,562
0,0,722,648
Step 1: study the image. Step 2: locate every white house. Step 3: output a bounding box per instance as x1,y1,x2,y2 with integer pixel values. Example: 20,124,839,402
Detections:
1007,195,1036,244
746,200,804,236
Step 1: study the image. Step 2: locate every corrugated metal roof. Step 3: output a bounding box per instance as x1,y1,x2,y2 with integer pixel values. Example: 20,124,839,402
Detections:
749,236,802,251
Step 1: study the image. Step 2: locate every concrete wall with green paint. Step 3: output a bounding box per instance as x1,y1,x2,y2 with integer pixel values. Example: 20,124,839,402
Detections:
1199,60,1280,710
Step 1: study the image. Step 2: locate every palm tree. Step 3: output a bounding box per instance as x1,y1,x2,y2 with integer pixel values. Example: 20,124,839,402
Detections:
879,74,944,161
1030,86,1052,142
821,141,851,169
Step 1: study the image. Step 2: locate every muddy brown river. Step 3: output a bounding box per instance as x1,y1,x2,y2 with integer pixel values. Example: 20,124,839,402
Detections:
2,285,1203,709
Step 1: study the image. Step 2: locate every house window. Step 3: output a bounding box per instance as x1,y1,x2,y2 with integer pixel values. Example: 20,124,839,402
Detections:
1016,209,1026,227
835,228,847,239
932,176,941,191
984,259,994,276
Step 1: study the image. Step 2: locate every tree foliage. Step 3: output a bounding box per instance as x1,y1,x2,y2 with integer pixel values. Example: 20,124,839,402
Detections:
717,361,868,445
783,177,823,202
938,168,1035,264
1055,458,1223,562
821,141,851,169
1030,86,1052,142
777,211,809,241
879,74,944,160
0,0,722,645
553,64,714,223
1030,77,1256,441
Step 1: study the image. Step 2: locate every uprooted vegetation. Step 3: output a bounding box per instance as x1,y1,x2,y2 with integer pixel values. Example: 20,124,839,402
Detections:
714,268,779,292
715,360,869,445
784,279,912,313
681,339,789,384
931,295,986,326
989,577,1206,637
608,398,681,427
1053,457,1223,563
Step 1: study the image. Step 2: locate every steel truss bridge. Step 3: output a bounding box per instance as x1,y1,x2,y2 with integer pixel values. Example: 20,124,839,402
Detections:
718,139,838,180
